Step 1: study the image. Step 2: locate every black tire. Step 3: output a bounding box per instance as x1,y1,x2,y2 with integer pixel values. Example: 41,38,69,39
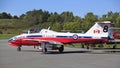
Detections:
17,47,21,51
86,45,89,49
59,45,64,53
113,44,116,49
81,44,84,48
34,46,36,49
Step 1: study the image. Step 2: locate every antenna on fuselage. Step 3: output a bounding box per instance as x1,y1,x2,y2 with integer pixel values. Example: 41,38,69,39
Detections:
48,26,50,30
28,30,30,34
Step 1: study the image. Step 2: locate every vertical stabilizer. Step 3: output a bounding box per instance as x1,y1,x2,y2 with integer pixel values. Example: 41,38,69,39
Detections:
85,21,112,38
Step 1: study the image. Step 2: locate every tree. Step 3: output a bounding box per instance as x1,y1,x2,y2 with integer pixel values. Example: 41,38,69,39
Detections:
0,12,12,19
25,9,43,24
42,10,50,22
19,14,26,19
99,14,108,21
13,15,18,19
100,11,120,24
116,16,120,27
63,22,81,32
47,12,62,23
51,23,62,31
0,10,120,34
60,12,74,22
74,16,82,22
84,12,98,30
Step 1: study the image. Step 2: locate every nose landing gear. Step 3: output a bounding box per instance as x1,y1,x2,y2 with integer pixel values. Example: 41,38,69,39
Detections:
17,47,21,51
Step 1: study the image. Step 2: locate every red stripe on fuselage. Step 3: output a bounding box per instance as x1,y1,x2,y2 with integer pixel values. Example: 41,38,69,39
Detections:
9,37,108,47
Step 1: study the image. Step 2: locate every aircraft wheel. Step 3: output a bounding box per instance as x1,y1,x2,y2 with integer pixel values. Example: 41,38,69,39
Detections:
81,43,84,48
86,45,89,49
17,47,21,51
59,45,64,53
113,44,116,49
34,46,36,49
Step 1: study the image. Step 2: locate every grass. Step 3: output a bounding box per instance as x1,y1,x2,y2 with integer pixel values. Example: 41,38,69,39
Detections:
0,34,16,40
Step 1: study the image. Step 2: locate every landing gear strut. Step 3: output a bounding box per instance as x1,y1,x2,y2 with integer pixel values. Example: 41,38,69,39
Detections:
86,45,89,49
34,46,36,49
42,47,47,54
17,47,21,51
41,43,47,54
81,43,84,48
113,44,117,49
59,45,64,53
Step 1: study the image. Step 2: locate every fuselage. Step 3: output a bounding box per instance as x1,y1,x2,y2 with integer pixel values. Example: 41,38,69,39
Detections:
8,29,109,47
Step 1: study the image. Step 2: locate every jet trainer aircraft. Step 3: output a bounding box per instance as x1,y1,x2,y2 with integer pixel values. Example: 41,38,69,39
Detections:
8,21,119,53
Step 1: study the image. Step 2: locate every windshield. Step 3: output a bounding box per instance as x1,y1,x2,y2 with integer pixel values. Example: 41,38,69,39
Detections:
29,28,42,33
21,28,42,34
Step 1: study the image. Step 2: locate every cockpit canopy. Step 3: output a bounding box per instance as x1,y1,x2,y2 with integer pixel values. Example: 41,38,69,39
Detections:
22,28,57,34
29,28,42,33
22,28,42,34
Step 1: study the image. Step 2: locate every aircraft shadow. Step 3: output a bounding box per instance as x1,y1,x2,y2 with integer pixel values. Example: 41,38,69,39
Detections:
21,50,41,52
47,50,120,54
20,50,91,54
47,50,92,54
20,50,120,54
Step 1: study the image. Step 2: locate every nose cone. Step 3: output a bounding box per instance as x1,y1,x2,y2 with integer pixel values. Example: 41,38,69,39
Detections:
8,37,18,47
8,36,16,42
8,38,13,42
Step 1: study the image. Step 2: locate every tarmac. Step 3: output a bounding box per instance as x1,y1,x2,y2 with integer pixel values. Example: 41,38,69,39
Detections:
0,40,120,68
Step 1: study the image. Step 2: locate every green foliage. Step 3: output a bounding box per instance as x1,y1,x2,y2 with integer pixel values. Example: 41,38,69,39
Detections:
116,16,120,27
0,12,19,19
84,12,98,30
51,23,62,31
48,12,62,23
63,22,81,32
0,34,16,39
0,9,120,34
0,31,2,34
99,11,120,25
60,12,74,22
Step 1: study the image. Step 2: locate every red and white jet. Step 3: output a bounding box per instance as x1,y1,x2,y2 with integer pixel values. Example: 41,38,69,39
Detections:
8,21,117,53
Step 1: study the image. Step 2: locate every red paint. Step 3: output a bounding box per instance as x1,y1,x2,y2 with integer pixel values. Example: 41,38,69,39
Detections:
93,29,100,34
9,37,108,47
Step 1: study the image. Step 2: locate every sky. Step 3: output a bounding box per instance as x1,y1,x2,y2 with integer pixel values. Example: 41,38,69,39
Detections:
0,0,120,18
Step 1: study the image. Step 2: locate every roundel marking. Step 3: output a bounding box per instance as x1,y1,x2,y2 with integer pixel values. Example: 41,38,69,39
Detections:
73,34,78,40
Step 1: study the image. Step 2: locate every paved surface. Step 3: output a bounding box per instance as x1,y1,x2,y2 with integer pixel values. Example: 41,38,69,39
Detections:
0,40,120,68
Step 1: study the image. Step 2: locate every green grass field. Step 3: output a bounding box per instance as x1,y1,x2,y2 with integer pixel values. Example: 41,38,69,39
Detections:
0,34,16,40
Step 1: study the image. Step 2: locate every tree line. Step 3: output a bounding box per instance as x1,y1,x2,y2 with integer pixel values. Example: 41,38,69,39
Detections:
0,9,120,34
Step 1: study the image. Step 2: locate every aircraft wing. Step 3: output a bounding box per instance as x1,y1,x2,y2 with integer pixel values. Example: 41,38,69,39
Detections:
39,40,63,45
23,39,63,45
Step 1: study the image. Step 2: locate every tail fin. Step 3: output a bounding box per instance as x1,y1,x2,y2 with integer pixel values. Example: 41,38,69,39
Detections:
85,21,113,39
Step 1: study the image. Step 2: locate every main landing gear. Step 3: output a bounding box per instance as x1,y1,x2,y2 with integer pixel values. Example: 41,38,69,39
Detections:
41,44,64,54
59,45,64,53
41,42,48,54
17,47,21,51
42,45,47,54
